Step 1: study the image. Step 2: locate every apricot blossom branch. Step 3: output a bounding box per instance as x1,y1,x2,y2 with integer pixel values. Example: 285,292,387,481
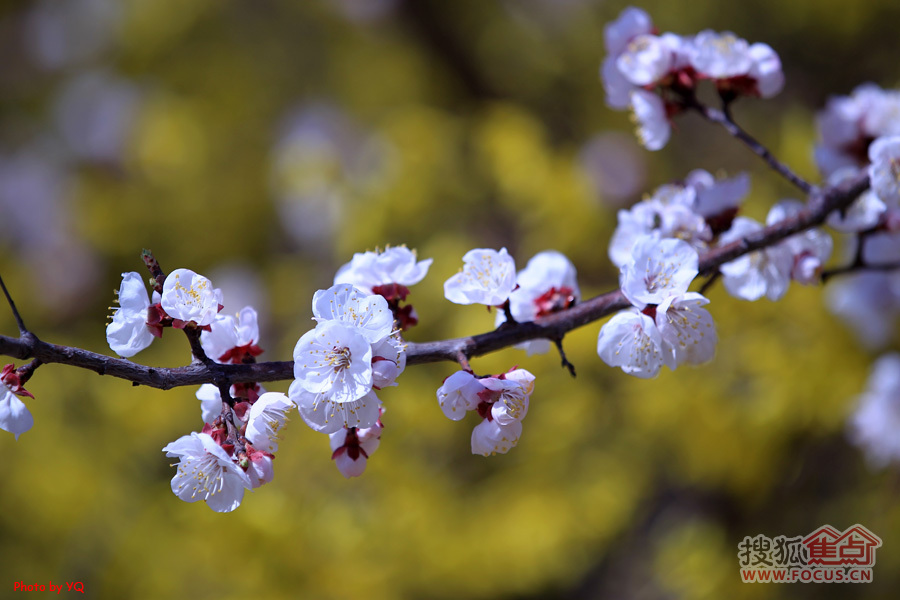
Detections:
0,168,870,391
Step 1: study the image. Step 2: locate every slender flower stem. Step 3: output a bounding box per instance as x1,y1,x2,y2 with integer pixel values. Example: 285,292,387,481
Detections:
690,100,816,195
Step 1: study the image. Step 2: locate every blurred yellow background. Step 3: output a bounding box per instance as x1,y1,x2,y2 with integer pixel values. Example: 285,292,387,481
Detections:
1,0,900,598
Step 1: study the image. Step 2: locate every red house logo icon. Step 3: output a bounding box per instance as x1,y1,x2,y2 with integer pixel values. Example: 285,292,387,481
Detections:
802,524,882,567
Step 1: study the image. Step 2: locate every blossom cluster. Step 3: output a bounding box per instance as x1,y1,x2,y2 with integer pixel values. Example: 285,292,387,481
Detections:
814,86,900,347
437,368,535,456
598,235,716,378
106,268,224,358
288,246,430,478
602,7,783,150
109,267,296,513
610,168,832,303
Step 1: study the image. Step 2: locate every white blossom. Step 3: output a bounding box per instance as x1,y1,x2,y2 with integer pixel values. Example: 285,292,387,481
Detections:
629,89,670,151
245,392,295,454
247,451,275,489
826,272,900,350
371,333,406,389
685,169,750,218
608,186,711,268
471,418,523,456
826,168,886,232
868,135,900,206
160,268,223,327
106,271,154,358
656,292,717,368
604,6,653,56
766,200,833,285
162,432,251,513
311,284,394,345
291,384,382,434
444,248,517,306
620,236,699,308
436,371,484,421
601,55,635,110
719,217,793,301
334,246,432,295
200,307,260,363
292,320,374,405
616,34,673,86
748,43,784,98
0,379,33,440
495,250,580,355
597,310,665,379
483,369,535,426
330,420,383,478
814,84,900,176
849,353,900,467
196,383,223,425
689,30,753,79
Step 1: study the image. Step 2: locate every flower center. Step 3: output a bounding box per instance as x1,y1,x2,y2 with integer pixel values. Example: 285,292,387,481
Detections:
327,346,352,372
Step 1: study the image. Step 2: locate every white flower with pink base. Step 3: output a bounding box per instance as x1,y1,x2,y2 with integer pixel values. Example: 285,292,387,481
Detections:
162,432,251,513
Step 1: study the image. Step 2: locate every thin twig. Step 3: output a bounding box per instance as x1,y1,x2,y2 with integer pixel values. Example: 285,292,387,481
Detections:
0,274,29,335
553,338,576,378
690,100,815,195
699,271,721,295
821,260,900,282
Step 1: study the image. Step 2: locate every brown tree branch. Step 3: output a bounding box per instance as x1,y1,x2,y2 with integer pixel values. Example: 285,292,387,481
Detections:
0,170,868,391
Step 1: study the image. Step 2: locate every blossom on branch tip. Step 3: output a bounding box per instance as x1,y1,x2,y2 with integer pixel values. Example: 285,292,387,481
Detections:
604,6,653,56
106,271,155,357
334,246,432,295
814,84,900,176
0,377,33,440
162,432,251,513
444,248,517,306
160,268,223,327
616,34,674,86
689,31,753,79
689,32,783,98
